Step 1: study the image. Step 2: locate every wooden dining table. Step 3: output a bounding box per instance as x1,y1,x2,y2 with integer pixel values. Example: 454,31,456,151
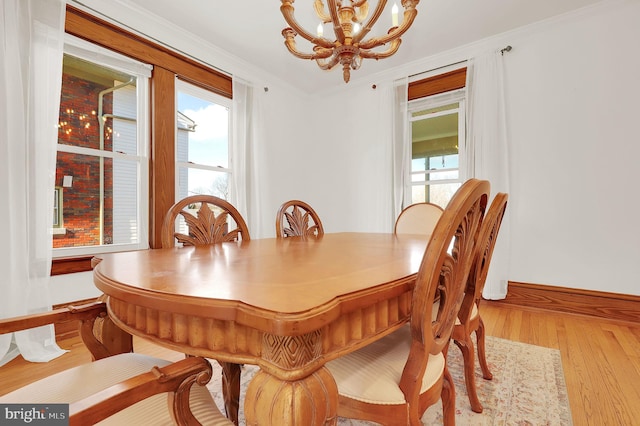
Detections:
93,232,429,425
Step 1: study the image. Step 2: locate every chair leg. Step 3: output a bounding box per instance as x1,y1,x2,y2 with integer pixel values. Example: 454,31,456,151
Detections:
454,335,483,413
476,317,493,380
220,361,241,426
441,365,456,426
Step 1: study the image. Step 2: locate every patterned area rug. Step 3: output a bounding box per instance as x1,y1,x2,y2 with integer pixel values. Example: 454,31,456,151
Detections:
206,336,572,425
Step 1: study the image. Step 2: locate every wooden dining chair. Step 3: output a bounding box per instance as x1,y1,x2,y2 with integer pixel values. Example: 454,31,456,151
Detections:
0,301,232,426
326,179,489,426
394,202,444,235
161,194,250,424
275,199,324,238
161,194,250,248
451,192,508,413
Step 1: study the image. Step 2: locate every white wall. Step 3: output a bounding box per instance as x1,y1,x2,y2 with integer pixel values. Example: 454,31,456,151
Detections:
300,1,640,296
504,2,640,295
270,81,396,235
50,272,101,305
248,85,312,239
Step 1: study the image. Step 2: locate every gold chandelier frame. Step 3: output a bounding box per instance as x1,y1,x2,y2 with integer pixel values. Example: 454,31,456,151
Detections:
281,0,420,83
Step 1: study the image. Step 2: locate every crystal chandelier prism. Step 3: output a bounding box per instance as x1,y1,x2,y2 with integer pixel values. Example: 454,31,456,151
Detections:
280,0,420,83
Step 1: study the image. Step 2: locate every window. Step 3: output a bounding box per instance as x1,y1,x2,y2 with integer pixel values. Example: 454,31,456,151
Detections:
51,6,233,274
409,92,465,207
53,37,150,258
176,80,231,200
53,187,64,234
407,67,467,208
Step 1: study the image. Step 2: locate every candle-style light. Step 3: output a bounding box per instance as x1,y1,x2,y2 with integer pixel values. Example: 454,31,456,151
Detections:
392,3,399,26
281,0,420,83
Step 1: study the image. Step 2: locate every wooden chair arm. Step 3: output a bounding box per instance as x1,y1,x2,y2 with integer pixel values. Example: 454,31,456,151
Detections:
69,357,213,426
0,301,106,335
0,300,133,360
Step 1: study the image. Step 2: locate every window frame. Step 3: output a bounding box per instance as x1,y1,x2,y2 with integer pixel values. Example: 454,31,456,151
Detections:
53,37,151,259
406,66,468,206
52,5,233,275
53,186,64,234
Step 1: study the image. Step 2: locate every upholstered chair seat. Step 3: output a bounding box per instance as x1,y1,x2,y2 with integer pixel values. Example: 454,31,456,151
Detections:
327,325,445,405
0,353,231,425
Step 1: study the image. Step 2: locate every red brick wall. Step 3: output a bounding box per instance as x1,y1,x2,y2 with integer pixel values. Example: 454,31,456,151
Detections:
54,73,113,248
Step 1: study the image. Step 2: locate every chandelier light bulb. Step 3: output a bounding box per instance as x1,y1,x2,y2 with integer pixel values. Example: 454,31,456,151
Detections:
392,3,399,26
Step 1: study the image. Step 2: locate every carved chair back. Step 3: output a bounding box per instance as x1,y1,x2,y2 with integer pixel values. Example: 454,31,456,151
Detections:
275,199,324,239
161,195,250,248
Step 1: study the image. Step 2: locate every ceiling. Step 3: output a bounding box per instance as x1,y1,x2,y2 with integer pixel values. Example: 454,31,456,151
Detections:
105,0,602,94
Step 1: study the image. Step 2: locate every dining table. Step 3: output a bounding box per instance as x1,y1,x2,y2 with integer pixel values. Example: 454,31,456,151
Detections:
92,232,429,425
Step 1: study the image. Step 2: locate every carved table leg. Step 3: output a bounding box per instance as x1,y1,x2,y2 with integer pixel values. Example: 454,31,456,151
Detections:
219,361,241,425
244,331,338,426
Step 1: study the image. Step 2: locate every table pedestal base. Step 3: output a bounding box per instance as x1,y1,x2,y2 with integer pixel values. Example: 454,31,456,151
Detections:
244,366,338,425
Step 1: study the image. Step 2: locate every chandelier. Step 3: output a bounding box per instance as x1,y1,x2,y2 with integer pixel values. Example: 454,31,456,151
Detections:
280,0,420,83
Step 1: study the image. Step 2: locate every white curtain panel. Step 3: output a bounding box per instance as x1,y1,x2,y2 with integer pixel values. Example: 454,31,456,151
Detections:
0,0,66,366
391,77,410,226
231,79,263,237
465,50,511,300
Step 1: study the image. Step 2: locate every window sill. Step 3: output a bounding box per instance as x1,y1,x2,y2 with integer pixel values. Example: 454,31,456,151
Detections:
52,228,66,235
51,256,95,276
51,248,148,276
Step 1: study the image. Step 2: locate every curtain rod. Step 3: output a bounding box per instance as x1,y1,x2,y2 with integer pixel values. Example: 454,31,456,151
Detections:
409,59,467,79
410,43,513,80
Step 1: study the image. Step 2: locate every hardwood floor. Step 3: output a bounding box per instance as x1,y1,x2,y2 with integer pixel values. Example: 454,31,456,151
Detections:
481,300,640,426
1,301,639,425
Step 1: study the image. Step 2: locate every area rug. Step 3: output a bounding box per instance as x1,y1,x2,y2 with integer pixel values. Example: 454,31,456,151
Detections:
206,336,573,425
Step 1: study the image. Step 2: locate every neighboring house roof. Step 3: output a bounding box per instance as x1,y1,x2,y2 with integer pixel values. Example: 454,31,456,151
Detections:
177,111,196,132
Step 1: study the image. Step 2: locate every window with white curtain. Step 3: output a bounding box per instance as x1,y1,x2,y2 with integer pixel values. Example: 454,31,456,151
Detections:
53,36,151,258
408,89,466,208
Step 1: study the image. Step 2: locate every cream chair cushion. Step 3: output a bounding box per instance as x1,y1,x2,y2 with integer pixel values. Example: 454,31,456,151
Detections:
395,203,443,236
0,353,231,425
326,325,445,405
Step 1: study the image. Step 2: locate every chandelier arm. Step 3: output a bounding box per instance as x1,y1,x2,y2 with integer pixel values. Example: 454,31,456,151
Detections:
352,0,387,44
313,0,332,23
358,8,417,49
359,39,402,59
283,31,334,60
327,0,346,42
281,1,335,48
354,2,370,23
316,54,341,71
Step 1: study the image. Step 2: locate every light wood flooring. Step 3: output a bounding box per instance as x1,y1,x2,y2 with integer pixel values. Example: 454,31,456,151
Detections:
1,300,639,425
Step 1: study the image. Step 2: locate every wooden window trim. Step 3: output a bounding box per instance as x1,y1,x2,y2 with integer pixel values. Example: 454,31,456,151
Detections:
51,256,95,276
53,6,232,275
408,67,467,101
65,6,232,98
